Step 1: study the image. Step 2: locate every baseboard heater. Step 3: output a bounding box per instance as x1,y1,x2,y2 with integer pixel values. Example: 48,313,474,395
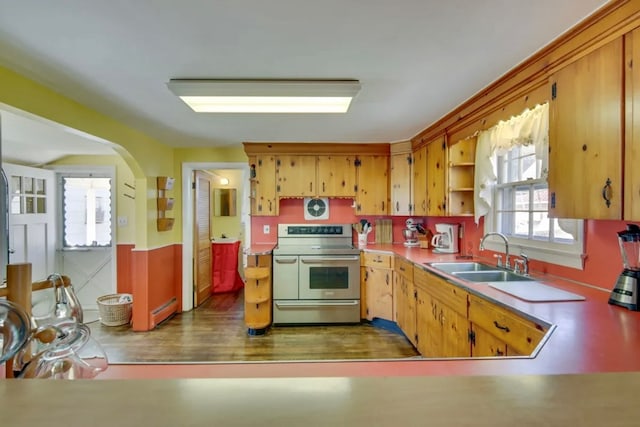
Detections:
149,297,178,329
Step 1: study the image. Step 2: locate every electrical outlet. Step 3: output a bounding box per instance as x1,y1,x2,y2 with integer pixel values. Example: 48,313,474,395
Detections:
117,216,128,227
263,225,270,234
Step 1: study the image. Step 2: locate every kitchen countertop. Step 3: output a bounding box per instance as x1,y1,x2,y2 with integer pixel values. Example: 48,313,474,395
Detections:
6,243,639,424
2,372,640,426
100,242,640,380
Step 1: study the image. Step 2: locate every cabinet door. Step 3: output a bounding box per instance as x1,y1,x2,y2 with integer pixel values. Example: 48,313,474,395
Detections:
364,266,393,321
471,324,507,357
252,155,278,216
395,272,417,346
412,145,428,216
355,156,389,215
426,136,447,216
390,153,413,215
468,294,546,356
439,302,470,357
317,155,356,197
277,155,316,197
625,29,640,220
549,37,623,219
416,287,440,357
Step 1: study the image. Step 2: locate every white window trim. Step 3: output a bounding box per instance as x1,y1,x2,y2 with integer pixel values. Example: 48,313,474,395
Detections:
483,212,586,270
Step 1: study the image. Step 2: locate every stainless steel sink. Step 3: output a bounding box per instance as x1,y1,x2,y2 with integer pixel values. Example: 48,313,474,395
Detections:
426,262,498,273
451,270,534,283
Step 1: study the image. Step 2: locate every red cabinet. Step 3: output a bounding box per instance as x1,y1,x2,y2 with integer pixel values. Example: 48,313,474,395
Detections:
211,241,244,293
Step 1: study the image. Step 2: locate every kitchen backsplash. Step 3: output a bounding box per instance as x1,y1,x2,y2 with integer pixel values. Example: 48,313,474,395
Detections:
250,198,636,290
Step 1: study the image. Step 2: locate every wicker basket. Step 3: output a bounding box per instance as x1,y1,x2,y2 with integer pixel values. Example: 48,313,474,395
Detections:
97,293,133,326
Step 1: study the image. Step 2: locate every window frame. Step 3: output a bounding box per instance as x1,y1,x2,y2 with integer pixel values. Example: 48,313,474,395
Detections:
483,149,585,270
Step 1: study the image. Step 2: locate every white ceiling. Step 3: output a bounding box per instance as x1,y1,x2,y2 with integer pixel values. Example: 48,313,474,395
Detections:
0,0,609,165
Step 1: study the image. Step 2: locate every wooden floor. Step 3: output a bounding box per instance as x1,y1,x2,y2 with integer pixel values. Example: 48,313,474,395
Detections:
89,291,420,363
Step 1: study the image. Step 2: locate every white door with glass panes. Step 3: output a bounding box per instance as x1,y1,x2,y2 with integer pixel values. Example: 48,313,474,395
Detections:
4,163,57,318
4,163,56,281
56,169,116,311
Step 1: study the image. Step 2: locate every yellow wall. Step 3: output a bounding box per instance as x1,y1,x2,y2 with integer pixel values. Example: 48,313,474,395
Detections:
48,154,136,244
0,65,175,249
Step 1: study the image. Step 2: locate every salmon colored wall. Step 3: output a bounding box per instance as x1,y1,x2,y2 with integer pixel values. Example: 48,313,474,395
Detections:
116,244,135,295
130,244,182,331
251,198,634,291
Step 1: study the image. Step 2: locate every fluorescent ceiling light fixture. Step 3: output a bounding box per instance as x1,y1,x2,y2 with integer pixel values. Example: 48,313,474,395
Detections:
167,79,360,113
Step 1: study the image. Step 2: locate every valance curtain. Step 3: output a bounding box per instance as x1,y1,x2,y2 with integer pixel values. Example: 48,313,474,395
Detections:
473,102,549,224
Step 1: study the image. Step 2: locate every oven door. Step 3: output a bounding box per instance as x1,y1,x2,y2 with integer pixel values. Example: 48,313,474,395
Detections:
299,255,360,300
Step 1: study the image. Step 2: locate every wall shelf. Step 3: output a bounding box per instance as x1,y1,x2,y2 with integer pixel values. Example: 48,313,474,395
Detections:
157,176,175,231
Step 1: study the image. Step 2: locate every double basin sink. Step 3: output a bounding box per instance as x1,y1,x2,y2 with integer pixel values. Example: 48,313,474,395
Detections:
427,262,534,283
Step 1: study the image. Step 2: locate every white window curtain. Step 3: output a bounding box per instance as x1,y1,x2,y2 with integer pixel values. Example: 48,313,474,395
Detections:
473,102,549,224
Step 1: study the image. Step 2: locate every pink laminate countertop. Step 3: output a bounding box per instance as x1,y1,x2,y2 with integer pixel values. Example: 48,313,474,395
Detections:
101,243,640,380
244,243,276,255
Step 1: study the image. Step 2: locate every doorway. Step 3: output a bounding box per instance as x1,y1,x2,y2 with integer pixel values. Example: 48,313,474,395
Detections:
181,162,250,312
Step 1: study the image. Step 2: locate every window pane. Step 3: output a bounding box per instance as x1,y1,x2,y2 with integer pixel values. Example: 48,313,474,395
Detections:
36,179,46,195
513,211,529,237
521,155,537,180
23,177,33,194
532,186,548,211
553,219,576,243
36,197,46,214
63,177,112,247
532,212,550,240
515,186,529,211
25,197,35,214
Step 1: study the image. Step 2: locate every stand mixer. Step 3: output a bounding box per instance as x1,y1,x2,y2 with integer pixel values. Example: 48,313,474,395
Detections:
403,218,425,247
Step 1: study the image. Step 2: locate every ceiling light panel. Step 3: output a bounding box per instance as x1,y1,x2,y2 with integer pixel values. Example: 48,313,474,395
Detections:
167,79,360,113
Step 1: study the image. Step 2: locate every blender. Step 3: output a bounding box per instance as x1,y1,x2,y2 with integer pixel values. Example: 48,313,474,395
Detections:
609,224,640,310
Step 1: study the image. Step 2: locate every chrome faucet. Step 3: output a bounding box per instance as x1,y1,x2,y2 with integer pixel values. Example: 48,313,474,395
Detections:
479,232,510,269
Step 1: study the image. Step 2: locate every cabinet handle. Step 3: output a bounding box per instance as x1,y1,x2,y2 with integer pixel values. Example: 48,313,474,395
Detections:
493,321,510,333
602,178,612,208
310,182,313,192
322,182,325,192
396,201,399,213
422,201,426,211
381,201,385,212
268,200,273,212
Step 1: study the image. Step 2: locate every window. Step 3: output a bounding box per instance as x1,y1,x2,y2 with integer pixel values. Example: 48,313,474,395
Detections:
10,175,47,214
62,177,112,247
477,103,584,269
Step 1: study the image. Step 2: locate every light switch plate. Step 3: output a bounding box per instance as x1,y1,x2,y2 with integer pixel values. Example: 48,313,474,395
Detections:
263,225,270,234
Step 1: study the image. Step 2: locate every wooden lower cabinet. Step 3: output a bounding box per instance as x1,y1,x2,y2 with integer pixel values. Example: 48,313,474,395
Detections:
361,252,393,321
393,256,416,346
470,324,507,357
409,265,549,358
244,254,272,335
415,267,469,357
468,294,547,356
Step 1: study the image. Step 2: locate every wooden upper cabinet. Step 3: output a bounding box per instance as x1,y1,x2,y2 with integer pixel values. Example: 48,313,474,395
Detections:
317,155,356,197
276,155,316,197
625,29,640,221
549,37,623,220
390,142,413,216
355,155,389,215
426,136,447,216
251,155,278,216
412,145,428,216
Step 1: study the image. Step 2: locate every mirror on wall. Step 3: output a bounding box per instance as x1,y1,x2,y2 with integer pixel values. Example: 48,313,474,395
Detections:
213,188,237,216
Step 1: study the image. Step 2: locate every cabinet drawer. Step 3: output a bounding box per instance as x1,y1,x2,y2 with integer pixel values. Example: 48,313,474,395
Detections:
394,256,413,280
362,252,392,268
414,268,467,315
468,294,547,355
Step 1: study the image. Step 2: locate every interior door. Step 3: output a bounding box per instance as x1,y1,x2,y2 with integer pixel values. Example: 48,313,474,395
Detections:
3,163,56,281
193,170,212,307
